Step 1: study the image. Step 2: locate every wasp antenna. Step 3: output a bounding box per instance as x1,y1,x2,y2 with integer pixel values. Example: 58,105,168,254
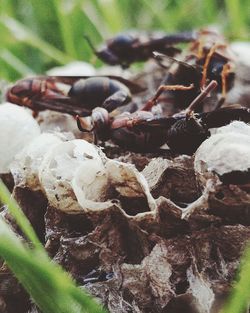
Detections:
186,80,218,117
142,83,194,111
83,34,97,53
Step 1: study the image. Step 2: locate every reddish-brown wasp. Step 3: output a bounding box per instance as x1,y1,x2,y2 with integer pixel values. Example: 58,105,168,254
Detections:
6,75,145,117
77,80,250,154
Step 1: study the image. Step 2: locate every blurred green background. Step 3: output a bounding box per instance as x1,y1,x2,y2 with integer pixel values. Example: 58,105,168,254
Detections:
0,0,249,81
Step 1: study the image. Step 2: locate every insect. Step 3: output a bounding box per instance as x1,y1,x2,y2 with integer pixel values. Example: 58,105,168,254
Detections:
6,76,145,117
155,30,235,109
76,82,197,151
191,30,235,94
124,84,250,154
84,31,198,68
77,80,250,154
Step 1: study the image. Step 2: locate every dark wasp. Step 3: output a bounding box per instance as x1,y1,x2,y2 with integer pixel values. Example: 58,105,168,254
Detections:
154,30,235,109
84,30,197,68
77,80,250,155
6,75,145,117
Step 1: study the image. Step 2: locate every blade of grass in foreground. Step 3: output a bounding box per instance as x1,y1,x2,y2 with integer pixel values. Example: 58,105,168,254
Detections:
0,181,42,249
221,245,250,313
0,180,106,313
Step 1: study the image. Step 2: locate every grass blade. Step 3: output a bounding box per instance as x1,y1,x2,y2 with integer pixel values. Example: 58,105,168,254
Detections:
0,181,42,249
224,0,247,39
50,0,78,58
221,245,250,313
0,49,35,77
0,180,106,313
0,217,106,313
0,16,73,64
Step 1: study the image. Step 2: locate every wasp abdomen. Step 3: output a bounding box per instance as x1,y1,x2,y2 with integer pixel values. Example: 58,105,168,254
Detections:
167,118,210,155
68,77,131,109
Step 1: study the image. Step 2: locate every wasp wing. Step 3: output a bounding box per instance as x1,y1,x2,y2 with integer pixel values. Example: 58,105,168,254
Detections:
202,107,250,129
34,97,91,116
132,116,177,130
46,75,146,94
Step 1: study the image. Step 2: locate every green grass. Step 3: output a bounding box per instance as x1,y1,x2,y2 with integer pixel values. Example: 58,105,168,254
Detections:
221,246,250,313
0,0,249,81
0,181,106,313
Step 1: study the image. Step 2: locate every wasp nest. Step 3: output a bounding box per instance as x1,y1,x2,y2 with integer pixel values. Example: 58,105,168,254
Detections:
39,139,155,214
0,103,40,175
2,35,250,313
2,114,250,313
3,120,250,313
182,121,250,222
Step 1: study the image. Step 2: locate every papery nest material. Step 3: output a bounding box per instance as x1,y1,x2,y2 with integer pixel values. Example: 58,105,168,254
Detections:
0,103,40,174
10,133,66,190
39,139,156,214
37,110,85,139
181,121,250,220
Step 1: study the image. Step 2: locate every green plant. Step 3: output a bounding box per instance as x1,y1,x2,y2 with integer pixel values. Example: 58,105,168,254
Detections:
0,0,249,81
220,245,250,313
0,181,106,313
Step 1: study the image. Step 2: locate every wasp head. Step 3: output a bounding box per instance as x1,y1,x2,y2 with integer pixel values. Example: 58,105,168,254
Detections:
77,107,111,142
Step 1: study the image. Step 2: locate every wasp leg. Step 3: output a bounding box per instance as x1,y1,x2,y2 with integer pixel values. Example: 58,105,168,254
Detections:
221,63,231,98
76,115,93,132
111,111,154,129
93,132,99,145
142,83,194,111
102,90,131,112
214,96,225,110
186,80,217,117
32,111,39,118
200,43,226,88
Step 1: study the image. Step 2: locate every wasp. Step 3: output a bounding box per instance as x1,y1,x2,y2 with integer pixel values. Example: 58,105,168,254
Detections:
84,30,198,68
6,75,145,117
190,29,235,94
76,80,200,152
77,80,250,154
155,30,235,109
76,80,195,147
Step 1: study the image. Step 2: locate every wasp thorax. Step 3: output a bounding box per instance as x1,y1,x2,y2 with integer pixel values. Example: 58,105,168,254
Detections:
109,34,135,52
